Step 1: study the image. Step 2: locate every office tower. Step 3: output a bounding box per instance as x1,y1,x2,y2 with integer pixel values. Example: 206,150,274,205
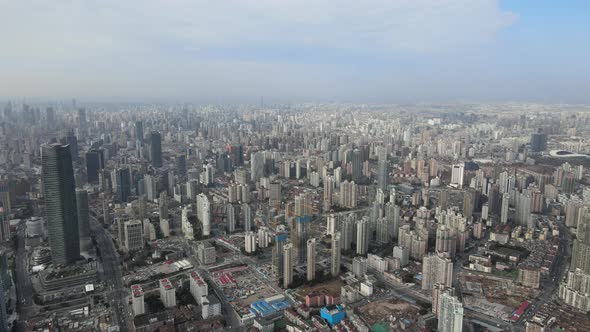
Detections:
438,291,464,332
227,144,244,167
197,193,211,236
0,181,11,215
530,129,547,152
331,232,341,277
351,149,362,181
135,120,144,142
245,231,257,253
377,159,388,191
273,233,287,277
385,202,400,240
150,131,162,168
283,243,294,288
115,167,131,203
86,148,105,184
501,193,510,224
488,184,500,215
124,220,144,252
307,238,317,281
42,144,80,265
186,179,199,201
226,203,238,233
0,210,9,242
175,155,187,177
356,217,369,255
340,180,357,208
131,284,146,316
77,107,87,130
159,278,176,308
159,191,168,219
46,106,55,126
326,214,336,237
0,268,7,332
242,203,252,231
451,164,464,188
295,159,302,179
144,174,158,201
75,189,92,251
251,151,265,182
352,256,367,278
293,215,311,263
62,130,79,161
422,254,453,290
324,175,334,211
269,181,281,208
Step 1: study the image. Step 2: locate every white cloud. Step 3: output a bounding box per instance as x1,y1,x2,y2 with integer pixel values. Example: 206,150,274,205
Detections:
0,0,522,99
0,0,517,57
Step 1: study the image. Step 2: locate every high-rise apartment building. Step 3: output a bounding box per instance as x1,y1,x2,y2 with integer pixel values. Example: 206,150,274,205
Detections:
283,243,294,288
307,238,316,281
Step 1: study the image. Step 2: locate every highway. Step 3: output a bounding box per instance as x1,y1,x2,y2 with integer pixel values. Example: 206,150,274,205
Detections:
93,219,132,332
15,220,34,332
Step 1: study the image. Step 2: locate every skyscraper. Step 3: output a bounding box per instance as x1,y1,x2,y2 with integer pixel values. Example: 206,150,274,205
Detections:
356,217,369,255
351,149,362,181
307,238,316,281
0,265,7,332
135,120,144,142
331,232,341,277
150,131,162,168
176,155,187,177
323,175,334,211
501,192,510,224
77,107,87,130
340,180,357,209
377,159,388,191
76,189,92,251
64,130,79,161
197,193,211,236
294,215,311,263
159,191,168,219
530,129,547,152
438,290,464,332
283,243,294,288
42,144,80,265
85,148,105,184
451,164,464,189
422,254,453,290
115,167,131,203
273,233,287,277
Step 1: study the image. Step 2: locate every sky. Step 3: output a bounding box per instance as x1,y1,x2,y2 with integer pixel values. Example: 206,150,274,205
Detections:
1,0,589,103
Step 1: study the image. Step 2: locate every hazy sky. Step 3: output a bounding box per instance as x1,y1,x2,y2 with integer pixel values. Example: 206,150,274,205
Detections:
1,0,589,103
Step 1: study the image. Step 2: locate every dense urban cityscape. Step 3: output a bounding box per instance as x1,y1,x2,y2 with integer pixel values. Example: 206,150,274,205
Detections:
0,101,588,331
2,0,590,330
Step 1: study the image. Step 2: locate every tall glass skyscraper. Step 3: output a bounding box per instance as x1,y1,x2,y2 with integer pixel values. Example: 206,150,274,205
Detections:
42,144,80,265
150,131,162,168
76,189,91,251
